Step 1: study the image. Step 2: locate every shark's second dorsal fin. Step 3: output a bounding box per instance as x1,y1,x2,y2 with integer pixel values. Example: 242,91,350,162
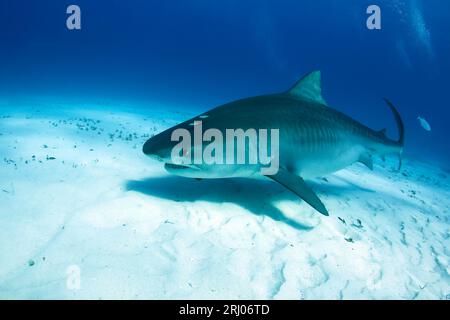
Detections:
378,128,387,137
287,71,327,106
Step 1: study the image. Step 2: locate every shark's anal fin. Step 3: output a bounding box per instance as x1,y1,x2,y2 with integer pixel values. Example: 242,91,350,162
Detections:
268,169,329,216
359,153,373,170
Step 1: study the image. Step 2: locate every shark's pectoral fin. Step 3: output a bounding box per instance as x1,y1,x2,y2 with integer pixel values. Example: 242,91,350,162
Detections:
359,153,373,170
268,169,329,216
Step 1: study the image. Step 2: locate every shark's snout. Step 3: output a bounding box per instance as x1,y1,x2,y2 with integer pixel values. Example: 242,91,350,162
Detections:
142,137,157,156
143,133,202,178
142,135,172,162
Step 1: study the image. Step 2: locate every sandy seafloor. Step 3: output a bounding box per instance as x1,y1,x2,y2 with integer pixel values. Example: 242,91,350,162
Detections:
0,101,449,300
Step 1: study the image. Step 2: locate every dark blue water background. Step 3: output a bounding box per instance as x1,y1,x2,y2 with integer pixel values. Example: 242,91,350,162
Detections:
1,0,449,166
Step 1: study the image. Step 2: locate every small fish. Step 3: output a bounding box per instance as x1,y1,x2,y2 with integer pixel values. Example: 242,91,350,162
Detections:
417,116,431,131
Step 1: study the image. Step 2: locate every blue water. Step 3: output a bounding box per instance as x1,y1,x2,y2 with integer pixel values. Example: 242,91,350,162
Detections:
1,0,449,165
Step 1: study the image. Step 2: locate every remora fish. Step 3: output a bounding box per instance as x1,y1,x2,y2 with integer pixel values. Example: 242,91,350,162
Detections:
417,116,431,131
143,71,404,216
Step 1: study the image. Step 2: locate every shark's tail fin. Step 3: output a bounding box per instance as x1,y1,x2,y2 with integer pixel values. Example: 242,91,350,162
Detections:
383,98,404,170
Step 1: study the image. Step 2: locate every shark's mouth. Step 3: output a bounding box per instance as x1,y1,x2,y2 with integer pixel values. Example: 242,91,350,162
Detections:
164,162,198,171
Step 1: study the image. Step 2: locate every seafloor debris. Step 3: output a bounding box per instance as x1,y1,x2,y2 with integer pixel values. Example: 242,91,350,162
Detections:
352,219,363,229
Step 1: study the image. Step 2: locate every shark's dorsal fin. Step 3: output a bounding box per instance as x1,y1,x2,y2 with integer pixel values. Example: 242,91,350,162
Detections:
287,71,328,106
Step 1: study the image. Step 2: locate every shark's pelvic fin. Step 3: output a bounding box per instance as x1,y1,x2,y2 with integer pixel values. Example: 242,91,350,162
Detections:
359,153,374,170
398,154,403,171
287,71,328,106
268,168,329,216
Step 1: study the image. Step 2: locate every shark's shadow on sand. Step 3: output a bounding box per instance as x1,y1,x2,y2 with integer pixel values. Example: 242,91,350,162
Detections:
125,175,375,231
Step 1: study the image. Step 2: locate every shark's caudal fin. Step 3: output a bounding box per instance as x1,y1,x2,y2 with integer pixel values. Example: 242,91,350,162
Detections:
268,168,329,216
287,71,328,106
383,98,404,146
383,98,405,170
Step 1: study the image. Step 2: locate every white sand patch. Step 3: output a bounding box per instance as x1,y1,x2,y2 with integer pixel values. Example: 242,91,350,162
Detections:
0,103,449,299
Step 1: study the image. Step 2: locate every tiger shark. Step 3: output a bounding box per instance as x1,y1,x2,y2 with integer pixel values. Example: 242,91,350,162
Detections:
143,71,404,216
